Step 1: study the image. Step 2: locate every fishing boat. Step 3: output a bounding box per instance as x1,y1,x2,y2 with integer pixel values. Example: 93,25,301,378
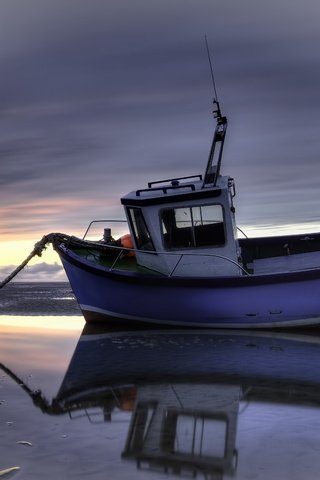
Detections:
50,99,320,328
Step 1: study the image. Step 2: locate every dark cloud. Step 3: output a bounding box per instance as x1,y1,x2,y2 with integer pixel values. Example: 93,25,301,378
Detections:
0,262,67,282
1,0,320,255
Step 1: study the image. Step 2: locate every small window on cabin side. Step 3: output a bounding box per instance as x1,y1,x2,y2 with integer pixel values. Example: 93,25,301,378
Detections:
161,204,225,249
128,208,155,251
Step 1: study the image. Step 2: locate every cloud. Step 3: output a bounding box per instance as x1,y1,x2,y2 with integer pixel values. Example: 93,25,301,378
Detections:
1,0,320,257
0,262,67,283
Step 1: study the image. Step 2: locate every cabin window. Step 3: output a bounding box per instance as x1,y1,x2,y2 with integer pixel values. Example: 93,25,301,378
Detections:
161,204,225,249
127,207,155,251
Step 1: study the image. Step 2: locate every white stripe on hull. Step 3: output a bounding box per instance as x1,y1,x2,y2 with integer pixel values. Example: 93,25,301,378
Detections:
79,304,320,329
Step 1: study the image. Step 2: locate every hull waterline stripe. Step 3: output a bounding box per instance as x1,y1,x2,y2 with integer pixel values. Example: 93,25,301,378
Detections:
79,304,320,329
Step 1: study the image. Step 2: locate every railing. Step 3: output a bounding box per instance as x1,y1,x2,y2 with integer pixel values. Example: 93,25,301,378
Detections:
81,220,249,276
136,183,195,196
90,242,250,276
148,174,202,188
82,219,128,240
166,252,249,277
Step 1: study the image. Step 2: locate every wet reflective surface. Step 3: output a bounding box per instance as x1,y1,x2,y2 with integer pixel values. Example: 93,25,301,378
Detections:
2,320,320,479
2,283,320,478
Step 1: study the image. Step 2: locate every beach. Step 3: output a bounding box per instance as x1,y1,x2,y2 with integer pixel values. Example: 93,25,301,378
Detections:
1,283,320,479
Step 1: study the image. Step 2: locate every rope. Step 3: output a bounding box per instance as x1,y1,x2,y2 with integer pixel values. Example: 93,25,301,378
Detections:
0,234,53,289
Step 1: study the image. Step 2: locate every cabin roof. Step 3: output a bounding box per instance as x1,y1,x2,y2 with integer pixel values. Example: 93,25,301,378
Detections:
121,175,229,207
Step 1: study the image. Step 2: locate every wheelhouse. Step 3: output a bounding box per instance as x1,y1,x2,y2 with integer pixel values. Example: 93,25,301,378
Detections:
121,174,242,276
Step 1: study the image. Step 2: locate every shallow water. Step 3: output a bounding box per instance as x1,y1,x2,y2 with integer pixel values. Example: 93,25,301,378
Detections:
0,283,81,316
1,283,320,479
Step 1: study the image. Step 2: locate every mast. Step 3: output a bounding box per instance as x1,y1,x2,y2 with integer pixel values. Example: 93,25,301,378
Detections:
202,99,228,187
202,36,228,187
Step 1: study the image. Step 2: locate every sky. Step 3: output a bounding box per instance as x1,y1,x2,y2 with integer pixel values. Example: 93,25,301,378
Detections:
1,0,320,281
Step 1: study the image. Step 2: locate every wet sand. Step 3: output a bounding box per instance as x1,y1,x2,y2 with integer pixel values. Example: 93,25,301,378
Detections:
2,284,320,478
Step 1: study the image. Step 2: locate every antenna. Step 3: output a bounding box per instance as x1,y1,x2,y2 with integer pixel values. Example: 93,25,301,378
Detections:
205,35,219,103
202,36,227,187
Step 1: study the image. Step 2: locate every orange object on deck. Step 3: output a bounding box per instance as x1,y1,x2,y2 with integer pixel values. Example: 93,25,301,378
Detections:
120,234,135,257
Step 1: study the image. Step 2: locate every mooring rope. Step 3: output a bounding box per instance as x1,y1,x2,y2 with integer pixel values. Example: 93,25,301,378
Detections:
0,234,53,289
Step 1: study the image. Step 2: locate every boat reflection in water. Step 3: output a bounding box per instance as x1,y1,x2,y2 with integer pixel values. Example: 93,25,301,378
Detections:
123,383,239,478
4,327,320,479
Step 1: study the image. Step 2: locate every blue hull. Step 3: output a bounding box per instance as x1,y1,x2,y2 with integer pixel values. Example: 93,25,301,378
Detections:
57,244,320,328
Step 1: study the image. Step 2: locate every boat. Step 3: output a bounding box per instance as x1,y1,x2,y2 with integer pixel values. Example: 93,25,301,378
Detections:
50,98,320,328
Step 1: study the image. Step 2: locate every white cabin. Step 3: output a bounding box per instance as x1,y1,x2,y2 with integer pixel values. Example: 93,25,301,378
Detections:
121,173,242,276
